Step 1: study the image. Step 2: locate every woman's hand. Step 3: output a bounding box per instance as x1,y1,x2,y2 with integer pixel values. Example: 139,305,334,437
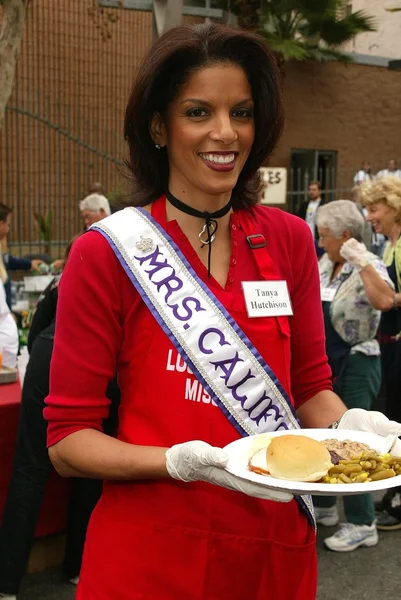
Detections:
338,409,401,455
339,238,375,270
340,238,395,311
338,408,401,436
166,440,293,502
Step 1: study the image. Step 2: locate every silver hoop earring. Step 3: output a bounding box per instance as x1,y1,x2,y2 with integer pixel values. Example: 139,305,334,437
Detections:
155,144,161,150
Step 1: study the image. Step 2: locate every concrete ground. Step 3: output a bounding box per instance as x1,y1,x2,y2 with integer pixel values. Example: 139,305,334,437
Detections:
316,518,401,600
17,504,401,600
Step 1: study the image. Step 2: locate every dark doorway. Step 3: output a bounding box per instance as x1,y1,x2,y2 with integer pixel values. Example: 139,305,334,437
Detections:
289,149,337,214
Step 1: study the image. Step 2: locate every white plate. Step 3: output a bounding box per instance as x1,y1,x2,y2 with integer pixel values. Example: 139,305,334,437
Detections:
224,429,401,496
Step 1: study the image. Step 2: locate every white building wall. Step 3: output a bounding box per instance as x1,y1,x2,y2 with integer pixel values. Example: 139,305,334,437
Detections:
343,0,401,58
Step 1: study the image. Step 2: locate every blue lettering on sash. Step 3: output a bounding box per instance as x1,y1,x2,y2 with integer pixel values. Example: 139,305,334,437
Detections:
245,392,287,428
155,274,183,303
198,326,287,430
198,328,231,355
135,250,288,432
227,370,255,403
134,246,183,303
135,246,168,276
135,247,206,318
171,297,206,321
210,352,243,385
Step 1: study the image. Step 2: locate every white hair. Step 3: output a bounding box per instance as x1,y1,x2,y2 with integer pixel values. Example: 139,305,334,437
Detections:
79,193,111,216
316,200,365,241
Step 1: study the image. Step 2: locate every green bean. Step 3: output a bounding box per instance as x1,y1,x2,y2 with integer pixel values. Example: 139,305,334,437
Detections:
369,469,396,481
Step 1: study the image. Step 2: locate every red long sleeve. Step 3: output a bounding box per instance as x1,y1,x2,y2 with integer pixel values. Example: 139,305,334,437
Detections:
45,231,131,446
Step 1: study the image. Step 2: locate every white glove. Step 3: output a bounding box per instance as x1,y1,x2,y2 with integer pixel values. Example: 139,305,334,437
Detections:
166,440,293,502
338,409,401,456
339,238,375,270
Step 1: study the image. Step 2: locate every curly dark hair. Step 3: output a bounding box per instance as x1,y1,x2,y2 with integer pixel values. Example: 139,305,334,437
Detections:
123,22,284,209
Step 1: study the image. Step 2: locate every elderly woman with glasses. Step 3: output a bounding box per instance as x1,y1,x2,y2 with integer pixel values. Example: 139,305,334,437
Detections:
314,200,394,552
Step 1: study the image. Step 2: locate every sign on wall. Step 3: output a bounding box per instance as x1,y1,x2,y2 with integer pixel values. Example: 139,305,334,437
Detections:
259,167,287,205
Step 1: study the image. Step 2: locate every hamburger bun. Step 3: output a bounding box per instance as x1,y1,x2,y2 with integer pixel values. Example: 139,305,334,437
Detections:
266,435,332,482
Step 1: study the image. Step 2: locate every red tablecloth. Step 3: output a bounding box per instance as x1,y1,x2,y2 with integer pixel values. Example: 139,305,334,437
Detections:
0,379,70,537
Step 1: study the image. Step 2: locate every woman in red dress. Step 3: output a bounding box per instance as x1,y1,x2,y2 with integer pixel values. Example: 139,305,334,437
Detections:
45,23,401,600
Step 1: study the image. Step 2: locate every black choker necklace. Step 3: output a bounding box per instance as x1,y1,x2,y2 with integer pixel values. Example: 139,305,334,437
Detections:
166,190,232,277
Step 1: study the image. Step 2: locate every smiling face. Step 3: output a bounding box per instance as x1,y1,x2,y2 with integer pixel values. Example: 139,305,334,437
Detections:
366,201,398,236
152,62,255,204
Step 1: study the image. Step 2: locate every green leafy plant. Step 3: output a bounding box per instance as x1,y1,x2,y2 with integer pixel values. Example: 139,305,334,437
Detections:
217,0,376,71
258,0,376,67
33,210,52,256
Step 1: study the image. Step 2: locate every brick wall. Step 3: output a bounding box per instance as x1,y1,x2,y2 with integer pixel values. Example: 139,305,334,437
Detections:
0,1,149,253
275,60,401,193
1,1,401,252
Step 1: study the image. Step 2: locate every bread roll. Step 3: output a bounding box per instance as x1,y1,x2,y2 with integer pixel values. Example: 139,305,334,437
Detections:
267,435,332,482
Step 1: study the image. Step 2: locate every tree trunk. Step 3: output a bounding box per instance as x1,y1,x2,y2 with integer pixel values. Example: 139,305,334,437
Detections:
0,0,29,132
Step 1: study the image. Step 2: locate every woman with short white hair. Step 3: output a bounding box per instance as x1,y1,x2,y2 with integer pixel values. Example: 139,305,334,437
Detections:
314,199,394,552
79,193,111,229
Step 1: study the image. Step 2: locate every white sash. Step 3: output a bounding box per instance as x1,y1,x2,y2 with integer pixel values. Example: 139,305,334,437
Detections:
93,207,315,525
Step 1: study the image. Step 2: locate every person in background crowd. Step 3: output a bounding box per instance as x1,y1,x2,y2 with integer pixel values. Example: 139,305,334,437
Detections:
376,159,401,180
350,186,385,256
297,180,326,257
0,236,120,600
0,204,44,308
51,191,112,272
353,161,372,185
314,200,394,551
350,186,372,250
79,193,111,230
88,181,105,195
0,251,18,369
359,176,401,530
43,22,401,600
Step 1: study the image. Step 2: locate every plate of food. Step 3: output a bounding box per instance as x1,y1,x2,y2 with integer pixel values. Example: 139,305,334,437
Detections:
224,429,401,496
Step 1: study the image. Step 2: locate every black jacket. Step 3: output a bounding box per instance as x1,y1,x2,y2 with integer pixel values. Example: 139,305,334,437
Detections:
297,197,327,240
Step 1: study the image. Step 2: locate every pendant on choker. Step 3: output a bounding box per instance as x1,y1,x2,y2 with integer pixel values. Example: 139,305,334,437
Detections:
199,221,217,245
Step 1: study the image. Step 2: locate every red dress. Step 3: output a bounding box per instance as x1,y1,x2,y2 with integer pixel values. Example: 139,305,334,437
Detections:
46,197,331,600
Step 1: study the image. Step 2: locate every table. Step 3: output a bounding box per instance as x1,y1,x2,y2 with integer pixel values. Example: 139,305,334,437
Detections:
0,379,70,538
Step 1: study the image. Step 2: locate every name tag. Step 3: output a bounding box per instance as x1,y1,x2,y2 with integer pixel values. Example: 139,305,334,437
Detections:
242,281,293,317
321,287,336,302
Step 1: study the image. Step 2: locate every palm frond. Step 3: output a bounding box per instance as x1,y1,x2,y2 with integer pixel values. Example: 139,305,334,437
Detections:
315,14,375,46
305,46,353,62
258,30,311,60
259,0,376,66
341,10,377,33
